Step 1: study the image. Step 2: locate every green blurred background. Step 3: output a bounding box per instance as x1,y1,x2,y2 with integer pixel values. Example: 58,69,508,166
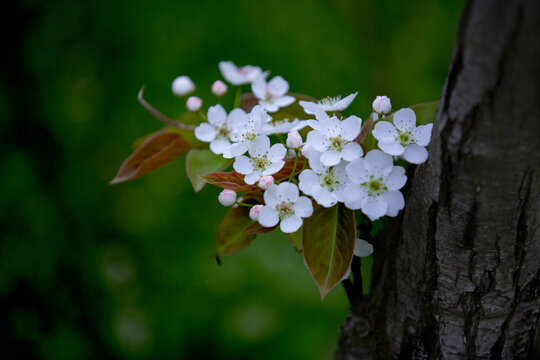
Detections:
1,0,464,359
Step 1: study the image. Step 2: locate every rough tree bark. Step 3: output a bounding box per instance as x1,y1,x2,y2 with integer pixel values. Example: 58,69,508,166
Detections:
336,0,540,358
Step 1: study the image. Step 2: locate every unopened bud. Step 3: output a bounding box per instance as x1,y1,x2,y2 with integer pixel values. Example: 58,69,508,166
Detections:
286,130,303,149
172,76,195,96
218,189,236,206
211,80,228,96
258,176,274,190
372,96,391,114
186,96,202,112
249,205,263,221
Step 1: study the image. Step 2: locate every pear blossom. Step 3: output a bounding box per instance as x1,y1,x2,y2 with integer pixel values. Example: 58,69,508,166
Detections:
286,130,303,149
299,92,358,115
186,96,202,111
298,151,350,207
372,108,433,164
233,136,286,185
218,189,237,207
372,96,392,115
305,110,363,166
258,176,274,190
344,149,407,221
249,205,263,221
219,61,263,85
211,80,228,96
194,105,246,155
223,105,271,158
171,75,195,96
354,239,374,257
261,118,308,135
258,182,313,233
252,74,295,112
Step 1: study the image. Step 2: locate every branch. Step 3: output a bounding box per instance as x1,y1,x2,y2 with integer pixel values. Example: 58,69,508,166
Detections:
137,86,196,131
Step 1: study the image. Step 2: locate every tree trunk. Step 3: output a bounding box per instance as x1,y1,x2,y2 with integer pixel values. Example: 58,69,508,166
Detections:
336,0,540,358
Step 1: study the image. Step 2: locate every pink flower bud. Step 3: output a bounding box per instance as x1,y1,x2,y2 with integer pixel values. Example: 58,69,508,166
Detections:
249,205,263,221
211,80,228,96
186,96,202,112
372,96,392,114
286,130,303,149
258,176,274,190
301,144,313,158
218,189,236,206
172,76,195,96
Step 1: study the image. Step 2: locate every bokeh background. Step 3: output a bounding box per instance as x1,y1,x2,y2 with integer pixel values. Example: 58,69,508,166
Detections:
1,0,465,359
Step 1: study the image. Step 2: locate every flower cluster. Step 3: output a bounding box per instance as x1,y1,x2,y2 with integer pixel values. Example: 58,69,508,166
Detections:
178,61,434,232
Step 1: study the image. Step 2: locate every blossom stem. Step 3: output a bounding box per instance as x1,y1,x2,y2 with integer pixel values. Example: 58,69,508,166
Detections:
235,201,254,208
233,86,242,108
137,86,196,131
288,151,299,183
198,110,207,121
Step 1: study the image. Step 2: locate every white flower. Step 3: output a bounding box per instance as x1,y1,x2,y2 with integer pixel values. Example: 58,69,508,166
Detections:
194,105,246,155
354,239,374,257
252,74,295,112
223,105,271,158
372,96,392,114
186,96,202,111
259,182,313,233
172,76,195,96
219,61,263,85
249,205,263,221
372,108,433,164
261,118,308,135
233,136,286,185
258,176,274,190
305,111,363,166
299,92,357,115
211,80,228,96
344,149,407,221
286,130,303,149
298,151,350,207
218,189,237,207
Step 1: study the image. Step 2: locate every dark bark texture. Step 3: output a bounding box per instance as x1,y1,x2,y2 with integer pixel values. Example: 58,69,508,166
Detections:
336,0,540,358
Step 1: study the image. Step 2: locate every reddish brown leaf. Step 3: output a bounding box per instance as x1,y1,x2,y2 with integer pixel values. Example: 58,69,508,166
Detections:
273,155,307,181
201,172,259,192
217,206,256,257
244,222,276,234
110,131,193,184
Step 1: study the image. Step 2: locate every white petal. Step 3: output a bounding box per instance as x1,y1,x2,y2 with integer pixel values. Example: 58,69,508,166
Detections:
259,206,279,227
209,139,231,155
273,95,295,107
321,150,342,166
194,123,217,142
378,140,405,156
245,171,262,185
267,76,289,97
403,144,428,164
341,116,361,141
372,121,398,141
267,143,286,162
306,130,329,152
226,108,246,129
263,161,285,175
341,142,363,162
413,123,433,147
343,184,367,210
361,195,388,221
393,108,416,132
299,101,323,115
248,135,270,157
280,215,302,233
277,182,299,203
307,151,326,173
293,196,313,217
354,239,374,257
224,141,250,158
305,119,321,131
251,74,267,99
259,100,279,113
383,191,405,217
314,188,337,207
233,156,253,174
207,104,227,126
263,185,279,207
364,149,393,177
298,170,319,195
346,158,369,184
385,166,407,191
334,92,357,110
320,117,342,138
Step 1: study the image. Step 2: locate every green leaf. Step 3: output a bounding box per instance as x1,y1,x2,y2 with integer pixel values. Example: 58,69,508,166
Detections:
410,100,439,125
110,131,193,184
186,149,231,192
360,255,373,296
302,204,356,299
216,206,256,257
287,229,302,252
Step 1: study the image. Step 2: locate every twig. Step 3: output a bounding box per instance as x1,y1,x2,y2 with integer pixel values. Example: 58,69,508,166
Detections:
137,86,196,131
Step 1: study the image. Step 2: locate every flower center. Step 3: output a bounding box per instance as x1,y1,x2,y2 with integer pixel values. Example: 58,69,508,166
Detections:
276,201,294,219
362,176,387,196
265,89,275,100
251,156,270,171
318,96,341,107
397,131,413,146
318,168,339,191
217,125,230,138
328,136,346,151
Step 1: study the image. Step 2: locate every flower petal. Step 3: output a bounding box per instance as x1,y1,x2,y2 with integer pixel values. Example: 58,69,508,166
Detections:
361,195,388,221
259,100,279,113
413,123,433,147
263,184,279,207
346,158,369,184
276,182,299,203
207,104,227,126
248,135,270,157
267,76,289,97
268,143,286,162
280,215,302,233
273,95,295,107
299,101,323,115
364,149,393,177
226,108,246,129
342,142,363,162
372,121,398,141
244,171,262,185
233,156,253,174
403,144,428,164
306,130,329,152
209,138,231,155
343,184,367,210
385,166,407,191
378,140,405,156
259,206,279,227
251,74,267,99
383,191,405,217
294,196,313,217
194,123,217,142
334,92,357,110
298,169,319,195
313,188,337,207
263,161,285,175
223,141,250,158
341,116,361,141
393,108,416,132
320,117,342,138
320,150,342,166
354,239,374,257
